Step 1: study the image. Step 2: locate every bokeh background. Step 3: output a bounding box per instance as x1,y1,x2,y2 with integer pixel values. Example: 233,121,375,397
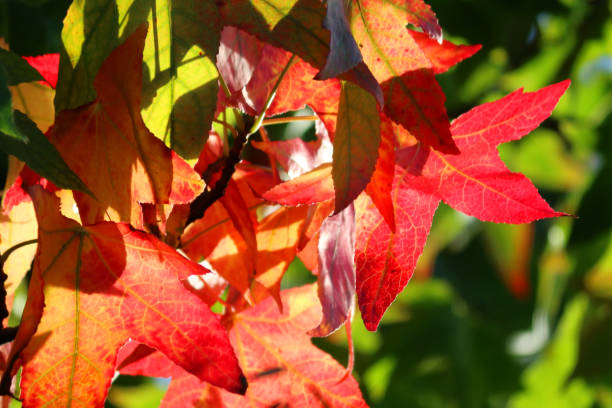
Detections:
1,0,612,406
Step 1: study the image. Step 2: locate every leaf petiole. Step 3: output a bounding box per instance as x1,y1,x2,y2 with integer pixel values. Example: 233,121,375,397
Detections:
261,115,319,126
249,54,297,136
0,239,38,268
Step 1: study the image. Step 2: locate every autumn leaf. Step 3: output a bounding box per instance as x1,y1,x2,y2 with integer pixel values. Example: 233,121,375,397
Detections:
221,0,382,104
262,163,334,206
217,26,263,95
118,284,367,407
365,114,396,232
349,0,456,153
55,0,149,110
409,31,481,74
310,204,356,337
403,80,571,223
4,187,245,407
355,165,439,330
49,24,204,227
0,200,37,298
316,0,364,80
355,81,570,329
333,81,380,213
23,54,60,88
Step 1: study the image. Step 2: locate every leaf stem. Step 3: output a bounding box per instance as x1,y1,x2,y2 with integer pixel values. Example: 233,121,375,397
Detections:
259,127,280,184
249,54,297,135
261,115,319,126
0,239,38,267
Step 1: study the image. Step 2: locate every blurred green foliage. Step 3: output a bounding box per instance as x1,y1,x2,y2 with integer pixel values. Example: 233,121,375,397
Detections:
1,0,611,406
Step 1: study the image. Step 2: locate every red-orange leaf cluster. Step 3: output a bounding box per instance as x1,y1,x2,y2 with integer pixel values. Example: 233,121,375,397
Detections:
0,0,571,405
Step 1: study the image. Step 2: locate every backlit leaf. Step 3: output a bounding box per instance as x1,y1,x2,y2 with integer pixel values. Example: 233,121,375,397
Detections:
333,81,380,213
355,165,439,330
349,0,456,152
8,187,245,407
55,0,149,110
119,285,367,407
316,0,363,80
409,30,481,74
49,25,204,227
310,203,356,337
141,0,222,160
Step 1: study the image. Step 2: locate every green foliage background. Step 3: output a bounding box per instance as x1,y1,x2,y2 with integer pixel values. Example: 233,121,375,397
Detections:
1,0,612,406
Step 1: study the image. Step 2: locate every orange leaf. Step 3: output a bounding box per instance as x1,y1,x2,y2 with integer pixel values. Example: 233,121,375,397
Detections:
49,24,204,227
262,163,334,206
349,0,456,153
253,206,309,304
8,187,245,407
118,285,367,407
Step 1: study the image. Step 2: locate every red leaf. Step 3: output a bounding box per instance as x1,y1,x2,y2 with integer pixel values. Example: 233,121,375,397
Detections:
217,27,263,94
349,0,456,153
262,163,334,206
413,81,571,223
49,24,204,227
355,166,439,330
365,114,397,232
119,285,367,407
7,187,245,406
310,204,356,337
23,54,59,88
404,0,443,42
410,30,481,74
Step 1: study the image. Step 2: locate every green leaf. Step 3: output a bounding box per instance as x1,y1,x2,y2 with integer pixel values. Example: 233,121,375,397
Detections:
0,110,91,193
0,49,43,85
55,0,150,111
140,0,221,161
0,69,19,139
332,81,380,213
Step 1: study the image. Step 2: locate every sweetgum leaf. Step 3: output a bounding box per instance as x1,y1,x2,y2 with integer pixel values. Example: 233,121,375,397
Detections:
409,30,481,74
355,164,439,331
262,163,334,206
310,204,356,337
402,0,442,42
0,112,91,193
349,0,456,152
333,81,380,213
217,27,262,94
403,80,571,223
55,0,149,111
49,24,204,227
23,54,60,88
118,285,367,407
221,0,382,104
365,114,396,232
140,0,222,161
4,187,245,407
316,0,364,80
355,81,570,329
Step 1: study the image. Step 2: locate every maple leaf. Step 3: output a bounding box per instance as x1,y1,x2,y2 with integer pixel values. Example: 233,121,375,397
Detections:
356,81,570,329
220,0,382,104
408,31,481,74
316,0,364,80
118,284,367,407
332,81,380,213
348,0,455,153
310,204,356,337
2,187,245,407
49,24,204,227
